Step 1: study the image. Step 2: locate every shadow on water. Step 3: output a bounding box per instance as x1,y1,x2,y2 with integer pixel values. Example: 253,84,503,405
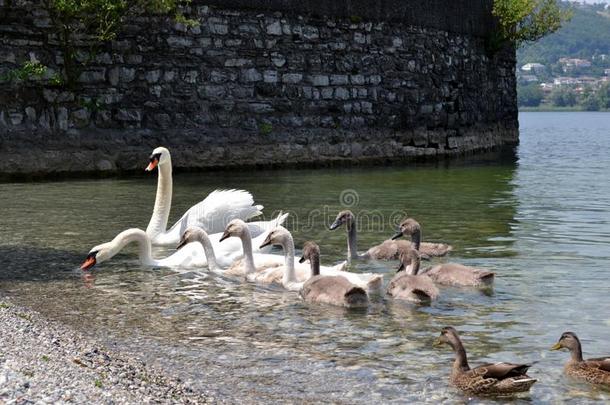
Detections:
0,245,83,283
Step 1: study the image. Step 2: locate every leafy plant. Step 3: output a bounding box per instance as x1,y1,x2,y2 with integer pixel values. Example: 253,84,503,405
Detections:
490,0,573,53
42,0,195,87
1,61,48,83
259,122,273,136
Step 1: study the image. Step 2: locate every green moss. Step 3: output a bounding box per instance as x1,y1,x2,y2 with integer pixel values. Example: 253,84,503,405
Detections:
41,355,50,362
259,122,273,136
94,379,103,388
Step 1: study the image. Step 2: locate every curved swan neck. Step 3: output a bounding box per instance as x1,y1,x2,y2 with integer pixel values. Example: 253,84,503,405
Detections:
411,229,421,251
114,229,153,265
346,222,358,260
146,158,173,238
282,233,296,285
195,231,218,271
240,227,256,274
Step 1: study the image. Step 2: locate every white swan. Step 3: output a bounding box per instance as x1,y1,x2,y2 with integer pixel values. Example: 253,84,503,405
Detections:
250,226,383,292
176,212,288,268
144,146,264,245
80,228,207,270
80,213,288,270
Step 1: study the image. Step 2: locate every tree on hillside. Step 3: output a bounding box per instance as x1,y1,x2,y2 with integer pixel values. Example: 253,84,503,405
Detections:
517,84,544,106
549,87,577,107
491,0,572,53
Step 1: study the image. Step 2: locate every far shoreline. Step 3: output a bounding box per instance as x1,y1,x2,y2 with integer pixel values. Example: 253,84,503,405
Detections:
519,107,610,112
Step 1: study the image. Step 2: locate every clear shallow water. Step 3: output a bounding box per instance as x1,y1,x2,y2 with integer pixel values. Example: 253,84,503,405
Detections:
1,112,609,403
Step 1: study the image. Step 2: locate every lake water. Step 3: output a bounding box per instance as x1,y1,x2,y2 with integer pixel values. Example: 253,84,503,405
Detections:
1,112,609,403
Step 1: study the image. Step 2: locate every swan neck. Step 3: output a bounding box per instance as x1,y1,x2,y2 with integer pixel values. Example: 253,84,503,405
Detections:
146,160,172,237
310,255,321,277
240,228,256,274
410,255,421,275
411,229,421,251
282,234,296,285
116,229,153,265
197,232,218,271
347,222,358,260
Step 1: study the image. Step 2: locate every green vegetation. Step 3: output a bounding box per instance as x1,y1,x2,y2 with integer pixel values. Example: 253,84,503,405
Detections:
0,302,11,309
517,83,544,106
40,0,197,87
518,82,610,110
16,312,32,321
490,0,572,52
518,3,610,66
259,122,273,136
94,379,103,388
41,355,50,362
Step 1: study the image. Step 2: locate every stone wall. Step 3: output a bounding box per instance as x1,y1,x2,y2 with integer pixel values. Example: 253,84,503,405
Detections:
0,0,518,177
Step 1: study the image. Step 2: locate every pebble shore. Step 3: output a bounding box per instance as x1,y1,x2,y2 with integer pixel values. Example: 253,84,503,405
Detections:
0,297,215,404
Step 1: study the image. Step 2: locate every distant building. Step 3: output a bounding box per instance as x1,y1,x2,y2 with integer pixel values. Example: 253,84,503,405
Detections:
593,54,608,61
520,75,539,83
540,83,554,92
553,77,579,86
559,58,592,72
604,68,610,76
521,63,546,73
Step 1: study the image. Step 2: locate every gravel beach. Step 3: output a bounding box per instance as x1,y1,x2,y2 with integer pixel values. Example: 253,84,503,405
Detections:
0,296,215,404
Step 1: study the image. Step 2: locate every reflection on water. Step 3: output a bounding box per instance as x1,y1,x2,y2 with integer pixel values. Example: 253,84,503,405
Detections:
1,112,610,403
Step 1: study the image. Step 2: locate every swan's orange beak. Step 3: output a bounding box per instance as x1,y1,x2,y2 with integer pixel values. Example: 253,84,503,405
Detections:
145,159,158,171
80,254,96,271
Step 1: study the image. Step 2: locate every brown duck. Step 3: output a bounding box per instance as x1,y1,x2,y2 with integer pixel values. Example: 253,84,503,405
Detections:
435,327,537,395
391,217,453,257
386,243,439,303
551,332,610,386
393,218,494,287
299,241,369,308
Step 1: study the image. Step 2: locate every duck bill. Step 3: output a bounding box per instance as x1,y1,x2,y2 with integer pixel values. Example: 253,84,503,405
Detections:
432,338,443,347
145,159,158,171
176,239,187,250
80,256,96,271
299,256,306,264
550,343,562,351
391,231,403,240
396,262,405,273
329,219,342,230
219,230,231,242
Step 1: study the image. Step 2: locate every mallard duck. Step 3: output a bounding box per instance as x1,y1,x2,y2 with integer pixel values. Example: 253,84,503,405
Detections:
392,217,453,257
393,218,494,287
551,332,610,386
386,243,439,303
434,327,537,395
298,241,369,308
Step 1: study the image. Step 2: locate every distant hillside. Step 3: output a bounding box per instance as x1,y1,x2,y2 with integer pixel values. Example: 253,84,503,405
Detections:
518,3,610,66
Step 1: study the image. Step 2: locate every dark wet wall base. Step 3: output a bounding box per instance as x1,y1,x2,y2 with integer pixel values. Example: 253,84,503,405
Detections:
0,0,517,176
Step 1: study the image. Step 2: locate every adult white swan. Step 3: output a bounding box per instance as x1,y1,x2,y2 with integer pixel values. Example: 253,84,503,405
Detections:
79,213,287,270
145,146,264,245
80,228,207,270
